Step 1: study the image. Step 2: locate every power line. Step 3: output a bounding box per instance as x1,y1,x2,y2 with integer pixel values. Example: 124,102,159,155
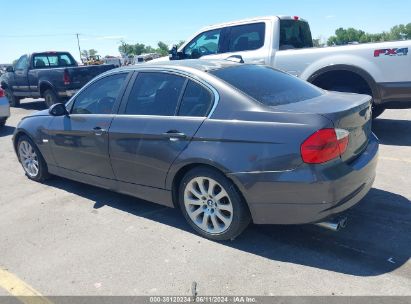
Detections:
0,34,76,38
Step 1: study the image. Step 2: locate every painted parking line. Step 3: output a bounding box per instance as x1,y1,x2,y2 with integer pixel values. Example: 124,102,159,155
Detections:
380,156,411,164
0,267,53,304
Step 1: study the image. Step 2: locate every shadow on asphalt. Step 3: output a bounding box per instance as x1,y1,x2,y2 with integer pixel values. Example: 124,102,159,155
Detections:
44,177,410,277
17,99,47,111
373,118,411,146
0,125,15,137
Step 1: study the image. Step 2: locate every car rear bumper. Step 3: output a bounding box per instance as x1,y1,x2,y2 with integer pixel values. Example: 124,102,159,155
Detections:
229,134,379,225
377,81,411,108
0,96,10,119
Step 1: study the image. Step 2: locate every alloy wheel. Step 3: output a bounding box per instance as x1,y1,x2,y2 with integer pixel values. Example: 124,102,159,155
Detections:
18,140,39,177
184,177,233,234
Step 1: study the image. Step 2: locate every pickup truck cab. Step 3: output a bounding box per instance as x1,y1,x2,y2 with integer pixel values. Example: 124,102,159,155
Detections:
166,16,411,118
1,52,115,107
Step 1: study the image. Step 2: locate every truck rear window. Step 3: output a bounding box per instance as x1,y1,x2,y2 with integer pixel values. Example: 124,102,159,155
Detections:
279,20,313,50
211,65,323,106
33,53,76,68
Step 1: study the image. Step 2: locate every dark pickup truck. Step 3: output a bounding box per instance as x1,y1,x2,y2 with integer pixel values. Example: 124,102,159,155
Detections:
0,52,115,107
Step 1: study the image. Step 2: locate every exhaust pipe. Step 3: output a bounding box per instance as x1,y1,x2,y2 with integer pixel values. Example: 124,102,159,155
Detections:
315,217,348,231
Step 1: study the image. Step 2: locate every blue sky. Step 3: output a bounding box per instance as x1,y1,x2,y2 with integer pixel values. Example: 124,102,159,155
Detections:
1,0,410,63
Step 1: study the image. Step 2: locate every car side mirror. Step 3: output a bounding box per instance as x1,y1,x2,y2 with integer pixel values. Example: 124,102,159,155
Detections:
6,66,14,72
169,45,183,60
49,103,69,116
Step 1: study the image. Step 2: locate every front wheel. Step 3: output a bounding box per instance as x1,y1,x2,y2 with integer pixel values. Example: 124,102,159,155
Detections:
179,167,250,241
44,89,60,108
372,104,385,119
4,88,20,107
17,135,49,182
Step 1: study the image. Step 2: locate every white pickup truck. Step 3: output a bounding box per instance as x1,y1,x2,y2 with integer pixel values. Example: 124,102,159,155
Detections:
163,15,411,118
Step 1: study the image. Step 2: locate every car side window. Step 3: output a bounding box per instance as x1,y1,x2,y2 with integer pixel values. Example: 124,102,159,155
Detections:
178,81,213,117
124,72,186,116
227,23,266,52
183,29,222,59
15,55,29,70
71,73,128,115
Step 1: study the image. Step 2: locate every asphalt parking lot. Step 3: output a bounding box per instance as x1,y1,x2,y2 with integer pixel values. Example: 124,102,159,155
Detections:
0,99,410,296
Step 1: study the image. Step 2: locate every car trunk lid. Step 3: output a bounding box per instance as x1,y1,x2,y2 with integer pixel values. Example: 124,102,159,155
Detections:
273,91,372,162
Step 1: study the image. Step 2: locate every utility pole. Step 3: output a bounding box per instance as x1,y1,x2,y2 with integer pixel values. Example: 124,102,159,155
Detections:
76,33,83,63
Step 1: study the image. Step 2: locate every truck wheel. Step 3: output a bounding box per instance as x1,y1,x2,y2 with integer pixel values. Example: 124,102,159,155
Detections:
4,88,20,107
372,104,385,119
44,89,60,108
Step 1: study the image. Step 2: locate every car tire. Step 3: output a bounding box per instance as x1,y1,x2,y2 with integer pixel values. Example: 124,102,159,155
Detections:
372,104,385,119
44,89,60,108
178,167,251,241
17,135,50,182
4,88,20,107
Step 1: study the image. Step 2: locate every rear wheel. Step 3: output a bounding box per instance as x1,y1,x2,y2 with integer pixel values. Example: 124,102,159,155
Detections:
178,167,250,241
44,89,60,108
17,135,49,182
4,88,20,107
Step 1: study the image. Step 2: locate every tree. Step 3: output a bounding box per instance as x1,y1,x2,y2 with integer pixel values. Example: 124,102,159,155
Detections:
81,50,89,59
327,23,411,45
89,49,98,57
118,40,186,57
80,49,99,59
157,41,169,56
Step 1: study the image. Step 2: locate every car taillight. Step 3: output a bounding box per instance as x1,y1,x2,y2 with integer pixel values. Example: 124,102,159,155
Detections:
0,88,4,98
301,128,349,164
63,69,71,85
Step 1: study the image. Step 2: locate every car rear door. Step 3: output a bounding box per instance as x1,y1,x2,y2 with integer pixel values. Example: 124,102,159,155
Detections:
109,71,215,189
48,72,131,179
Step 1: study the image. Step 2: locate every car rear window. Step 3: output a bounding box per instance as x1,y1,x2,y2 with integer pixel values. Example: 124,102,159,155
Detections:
211,65,323,106
279,20,313,50
33,53,76,68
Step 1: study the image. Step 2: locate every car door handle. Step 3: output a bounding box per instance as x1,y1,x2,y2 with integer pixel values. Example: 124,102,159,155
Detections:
162,130,187,141
92,126,107,136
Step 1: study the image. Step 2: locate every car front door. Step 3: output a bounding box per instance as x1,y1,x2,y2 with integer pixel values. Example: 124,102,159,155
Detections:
13,55,30,97
181,28,229,60
109,71,215,189
48,72,130,179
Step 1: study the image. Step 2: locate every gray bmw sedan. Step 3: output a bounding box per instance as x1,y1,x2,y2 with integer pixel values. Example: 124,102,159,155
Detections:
13,60,378,240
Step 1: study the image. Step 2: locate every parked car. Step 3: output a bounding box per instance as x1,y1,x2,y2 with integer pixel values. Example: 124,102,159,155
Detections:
0,52,115,108
12,60,378,241
161,15,411,118
104,57,122,67
0,88,10,127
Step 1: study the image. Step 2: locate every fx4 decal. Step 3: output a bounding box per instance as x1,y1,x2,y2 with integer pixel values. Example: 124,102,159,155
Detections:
374,48,408,57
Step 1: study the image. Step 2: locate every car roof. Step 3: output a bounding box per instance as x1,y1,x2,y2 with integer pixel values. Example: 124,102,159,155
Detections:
117,59,241,73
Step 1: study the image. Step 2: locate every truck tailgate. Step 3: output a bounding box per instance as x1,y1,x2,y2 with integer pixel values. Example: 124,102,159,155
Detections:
67,65,115,87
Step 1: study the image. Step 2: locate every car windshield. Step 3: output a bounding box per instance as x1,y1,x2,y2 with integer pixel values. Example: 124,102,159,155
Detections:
210,65,323,106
